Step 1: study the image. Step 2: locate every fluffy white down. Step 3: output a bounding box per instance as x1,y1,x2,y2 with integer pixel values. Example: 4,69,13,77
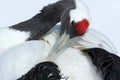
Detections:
0,26,59,80
0,28,30,56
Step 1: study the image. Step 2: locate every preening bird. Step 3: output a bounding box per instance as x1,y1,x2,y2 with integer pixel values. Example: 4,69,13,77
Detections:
47,27,117,80
44,1,117,80
1,0,116,80
0,0,89,78
46,0,90,60
16,0,117,80
15,28,117,80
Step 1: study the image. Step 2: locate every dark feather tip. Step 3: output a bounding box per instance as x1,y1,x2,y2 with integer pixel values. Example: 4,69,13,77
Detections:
18,61,62,80
83,48,120,80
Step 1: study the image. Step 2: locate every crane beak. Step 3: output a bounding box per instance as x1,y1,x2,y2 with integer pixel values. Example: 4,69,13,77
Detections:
46,23,72,61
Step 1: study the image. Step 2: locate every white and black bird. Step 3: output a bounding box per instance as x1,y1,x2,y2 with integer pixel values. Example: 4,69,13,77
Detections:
43,1,118,80
0,0,90,79
0,0,93,80
15,0,94,79
46,28,116,80
15,28,118,80
15,29,119,80
15,0,119,80
46,0,90,59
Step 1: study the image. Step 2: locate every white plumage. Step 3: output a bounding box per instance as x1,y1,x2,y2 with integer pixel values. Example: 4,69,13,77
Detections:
0,26,116,80
0,25,59,80
0,28,30,56
0,0,65,56
50,28,117,80
0,0,117,80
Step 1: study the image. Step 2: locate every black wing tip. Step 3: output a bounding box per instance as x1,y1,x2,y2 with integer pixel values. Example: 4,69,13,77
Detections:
18,61,62,80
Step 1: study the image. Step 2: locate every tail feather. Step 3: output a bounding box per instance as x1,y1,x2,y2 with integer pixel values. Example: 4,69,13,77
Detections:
83,48,120,80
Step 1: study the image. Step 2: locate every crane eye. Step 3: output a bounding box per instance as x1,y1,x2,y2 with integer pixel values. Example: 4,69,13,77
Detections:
71,21,75,25
71,21,76,26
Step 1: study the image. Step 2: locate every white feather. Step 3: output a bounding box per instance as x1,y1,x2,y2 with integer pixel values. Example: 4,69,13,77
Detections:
0,28,30,56
0,25,59,80
53,46,102,80
49,28,116,80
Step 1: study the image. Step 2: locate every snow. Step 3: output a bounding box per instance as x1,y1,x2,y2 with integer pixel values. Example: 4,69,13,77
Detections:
0,0,120,53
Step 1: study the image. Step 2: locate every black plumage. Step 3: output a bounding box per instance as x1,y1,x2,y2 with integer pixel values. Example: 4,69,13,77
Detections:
10,0,76,40
83,48,120,80
17,61,62,80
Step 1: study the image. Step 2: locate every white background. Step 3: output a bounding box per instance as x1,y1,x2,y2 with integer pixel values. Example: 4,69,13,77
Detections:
0,0,120,53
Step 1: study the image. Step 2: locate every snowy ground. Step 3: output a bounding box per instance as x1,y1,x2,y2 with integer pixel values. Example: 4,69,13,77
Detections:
0,0,120,53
